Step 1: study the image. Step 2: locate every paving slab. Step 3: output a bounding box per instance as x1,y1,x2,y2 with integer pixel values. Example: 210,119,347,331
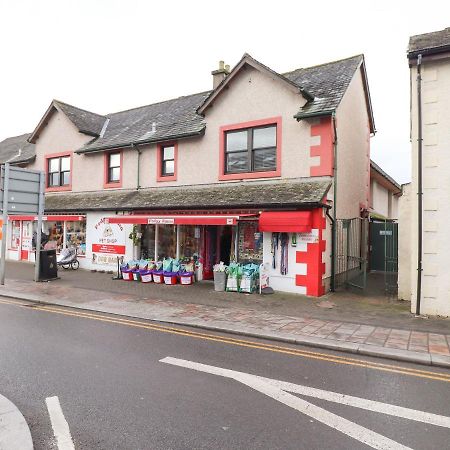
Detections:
1,261,450,369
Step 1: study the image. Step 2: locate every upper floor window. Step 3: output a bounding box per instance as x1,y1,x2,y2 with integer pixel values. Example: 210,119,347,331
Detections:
157,143,177,182
104,151,122,188
48,155,70,187
225,124,278,174
161,145,175,176
108,152,121,183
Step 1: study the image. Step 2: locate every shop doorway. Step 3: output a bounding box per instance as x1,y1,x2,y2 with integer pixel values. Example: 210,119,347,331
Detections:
21,221,33,260
203,226,233,279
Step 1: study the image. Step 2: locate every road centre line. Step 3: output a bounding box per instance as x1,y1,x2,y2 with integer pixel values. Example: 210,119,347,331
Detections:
45,396,75,450
1,297,450,383
161,357,418,450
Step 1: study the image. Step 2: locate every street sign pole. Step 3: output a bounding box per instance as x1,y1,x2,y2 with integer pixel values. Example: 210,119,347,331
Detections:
0,164,10,285
34,172,45,282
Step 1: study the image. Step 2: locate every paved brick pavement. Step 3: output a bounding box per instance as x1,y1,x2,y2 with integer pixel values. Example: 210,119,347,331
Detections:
1,262,449,359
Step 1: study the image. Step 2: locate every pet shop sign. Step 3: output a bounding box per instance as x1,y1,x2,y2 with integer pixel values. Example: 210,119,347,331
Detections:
92,218,126,255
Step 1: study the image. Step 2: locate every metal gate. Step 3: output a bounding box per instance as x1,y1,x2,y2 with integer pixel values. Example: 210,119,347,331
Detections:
369,220,398,295
335,218,368,290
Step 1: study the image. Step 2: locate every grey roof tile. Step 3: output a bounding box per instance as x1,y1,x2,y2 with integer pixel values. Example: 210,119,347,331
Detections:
78,91,211,153
54,100,107,136
408,27,450,56
0,133,36,165
284,55,363,118
45,179,331,212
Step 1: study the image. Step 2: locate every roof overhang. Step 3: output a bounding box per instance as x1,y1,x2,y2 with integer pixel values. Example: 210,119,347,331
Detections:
197,53,314,115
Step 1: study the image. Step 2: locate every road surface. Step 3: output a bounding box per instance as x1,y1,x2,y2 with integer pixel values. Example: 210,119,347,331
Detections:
0,297,449,449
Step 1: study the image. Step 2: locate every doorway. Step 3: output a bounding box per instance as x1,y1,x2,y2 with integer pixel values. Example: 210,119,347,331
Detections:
21,221,33,261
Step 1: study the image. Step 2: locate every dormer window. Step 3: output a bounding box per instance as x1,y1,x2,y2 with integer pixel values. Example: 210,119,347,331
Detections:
219,117,281,181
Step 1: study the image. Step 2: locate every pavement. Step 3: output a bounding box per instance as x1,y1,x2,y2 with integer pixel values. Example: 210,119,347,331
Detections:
1,260,450,369
0,393,33,450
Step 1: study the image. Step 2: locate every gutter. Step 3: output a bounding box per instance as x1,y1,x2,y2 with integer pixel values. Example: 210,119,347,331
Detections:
294,109,334,120
416,54,424,316
75,129,206,155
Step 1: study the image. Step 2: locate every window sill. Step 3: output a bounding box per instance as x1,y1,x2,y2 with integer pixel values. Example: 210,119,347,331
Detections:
103,181,123,189
219,169,281,181
157,174,177,182
46,185,72,192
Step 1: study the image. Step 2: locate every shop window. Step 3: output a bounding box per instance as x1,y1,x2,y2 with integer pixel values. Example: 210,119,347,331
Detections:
47,155,71,188
104,151,122,187
44,221,64,253
141,225,156,260
65,221,86,255
157,225,177,259
179,225,201,260
10,221,20,249
157,143,178,181
237,221,263,262
219,117,281,181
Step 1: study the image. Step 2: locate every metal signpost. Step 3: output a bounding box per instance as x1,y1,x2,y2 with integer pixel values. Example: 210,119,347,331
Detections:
0,163,45,284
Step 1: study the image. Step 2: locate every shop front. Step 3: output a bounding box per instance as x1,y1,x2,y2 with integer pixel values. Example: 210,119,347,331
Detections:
6,215,87,265
105,214,260,280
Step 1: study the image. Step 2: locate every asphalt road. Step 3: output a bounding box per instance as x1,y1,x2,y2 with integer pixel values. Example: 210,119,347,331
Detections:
0,297,449,450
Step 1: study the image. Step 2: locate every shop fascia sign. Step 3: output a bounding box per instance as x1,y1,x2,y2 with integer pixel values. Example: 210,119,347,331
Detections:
147,218,175,225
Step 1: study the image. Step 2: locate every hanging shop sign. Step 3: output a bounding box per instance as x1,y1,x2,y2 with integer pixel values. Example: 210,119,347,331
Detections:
298,229,319,244
91,218,126,265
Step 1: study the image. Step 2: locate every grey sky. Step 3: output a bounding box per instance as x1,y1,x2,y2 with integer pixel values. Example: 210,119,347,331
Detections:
1,0,449,184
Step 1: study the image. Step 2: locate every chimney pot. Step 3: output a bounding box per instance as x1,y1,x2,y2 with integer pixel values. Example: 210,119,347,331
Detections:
211,60,230,89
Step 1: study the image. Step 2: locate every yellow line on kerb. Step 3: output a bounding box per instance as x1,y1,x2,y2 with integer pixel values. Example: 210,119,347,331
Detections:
1,297,450,382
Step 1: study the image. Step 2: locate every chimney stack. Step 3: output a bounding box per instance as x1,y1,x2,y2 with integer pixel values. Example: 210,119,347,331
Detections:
211,60,230,89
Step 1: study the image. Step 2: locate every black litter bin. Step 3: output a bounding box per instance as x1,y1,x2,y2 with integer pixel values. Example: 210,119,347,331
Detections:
39,249,58,281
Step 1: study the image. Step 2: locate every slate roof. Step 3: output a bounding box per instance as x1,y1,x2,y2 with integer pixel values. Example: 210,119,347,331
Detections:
285,55,364,120
408,27,450,57
77,54,369,153
77,91,211,153
0,133,36,165
54,100,107,137
44,179,331,212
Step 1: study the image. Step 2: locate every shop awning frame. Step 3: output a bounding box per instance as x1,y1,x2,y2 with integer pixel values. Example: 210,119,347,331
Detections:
258,211,313,233
105,214,257,226
8,215,86,222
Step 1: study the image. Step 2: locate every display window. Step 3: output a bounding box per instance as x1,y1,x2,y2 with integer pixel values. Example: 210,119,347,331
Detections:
179,225,201,260
10,221,21,249
157,225,177,259
66,221,86,255
141,225,156,260
45,221,64,252
238,221,263,262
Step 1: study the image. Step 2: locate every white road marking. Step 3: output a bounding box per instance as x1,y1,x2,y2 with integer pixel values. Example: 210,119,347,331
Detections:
160,357,450,449
45,396,75,450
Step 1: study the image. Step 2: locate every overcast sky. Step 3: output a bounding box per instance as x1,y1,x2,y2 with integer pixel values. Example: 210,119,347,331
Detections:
1,0,449,184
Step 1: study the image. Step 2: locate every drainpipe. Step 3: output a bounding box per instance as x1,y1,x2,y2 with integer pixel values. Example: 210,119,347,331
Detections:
133,143,142,190
330,112,338,291
416,54,423,316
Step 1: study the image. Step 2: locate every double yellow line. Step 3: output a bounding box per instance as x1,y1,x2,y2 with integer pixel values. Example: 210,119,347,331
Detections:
2,297,450,383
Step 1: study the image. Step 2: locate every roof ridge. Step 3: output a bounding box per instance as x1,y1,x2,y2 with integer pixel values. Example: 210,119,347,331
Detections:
1,132,32,142
54,99,107,119
108,90,212,116
283,54,363,76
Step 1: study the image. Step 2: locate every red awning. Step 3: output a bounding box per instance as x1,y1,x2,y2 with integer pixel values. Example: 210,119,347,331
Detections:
8,215,85,222
105,214,254,226
258,211,312,233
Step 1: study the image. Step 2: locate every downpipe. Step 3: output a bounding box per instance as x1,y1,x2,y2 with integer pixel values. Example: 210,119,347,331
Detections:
416,54,423,316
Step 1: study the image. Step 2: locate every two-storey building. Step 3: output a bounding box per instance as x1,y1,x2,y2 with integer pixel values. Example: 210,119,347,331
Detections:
400,28,450,316
0,53,375,296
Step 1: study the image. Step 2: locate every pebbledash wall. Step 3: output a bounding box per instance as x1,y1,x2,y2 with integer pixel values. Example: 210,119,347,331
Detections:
3,56,373,296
